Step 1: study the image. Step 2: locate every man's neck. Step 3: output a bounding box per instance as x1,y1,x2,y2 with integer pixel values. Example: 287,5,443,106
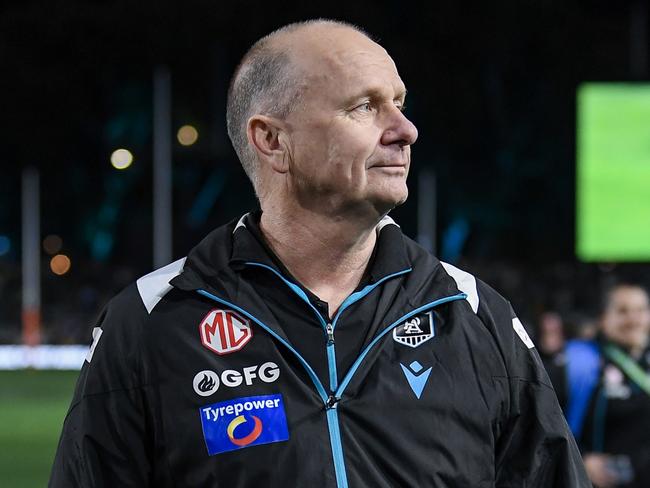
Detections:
259,207,379,317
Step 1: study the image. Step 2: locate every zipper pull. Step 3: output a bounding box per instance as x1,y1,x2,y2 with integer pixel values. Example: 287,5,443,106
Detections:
326,395,339,409
326,323,335,345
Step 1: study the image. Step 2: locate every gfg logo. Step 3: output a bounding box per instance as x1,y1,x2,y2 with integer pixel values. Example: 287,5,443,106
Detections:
192,362,281,397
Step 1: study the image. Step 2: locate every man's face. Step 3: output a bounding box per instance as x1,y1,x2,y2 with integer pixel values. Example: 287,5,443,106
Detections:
601,286,650,350
281,29,418,216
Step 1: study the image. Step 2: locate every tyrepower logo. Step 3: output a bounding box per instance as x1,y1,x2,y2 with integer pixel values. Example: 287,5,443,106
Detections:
200,394,289,455
200,308,252,355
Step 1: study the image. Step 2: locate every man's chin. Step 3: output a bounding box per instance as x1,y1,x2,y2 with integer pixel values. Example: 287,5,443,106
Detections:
367,188,409,215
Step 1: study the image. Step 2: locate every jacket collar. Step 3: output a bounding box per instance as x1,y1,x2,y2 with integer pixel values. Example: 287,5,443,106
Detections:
171,211,412,292
230,211,412,286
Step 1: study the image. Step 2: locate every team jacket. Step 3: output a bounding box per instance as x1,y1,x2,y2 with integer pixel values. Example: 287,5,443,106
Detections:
49,214,590,487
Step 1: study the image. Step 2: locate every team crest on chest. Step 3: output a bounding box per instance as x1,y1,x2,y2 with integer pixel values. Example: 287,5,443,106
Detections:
393,311,435,348
200,309,253,355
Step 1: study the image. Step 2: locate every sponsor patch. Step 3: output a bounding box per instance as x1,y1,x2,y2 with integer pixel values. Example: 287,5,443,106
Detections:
192,362,281,397
193,370,220,396
393,311,435,348
200,309,253,355
400,360,433,399
200,394,289,455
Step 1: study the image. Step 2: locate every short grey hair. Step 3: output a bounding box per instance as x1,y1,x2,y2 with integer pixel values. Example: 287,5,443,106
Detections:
226,19,370,193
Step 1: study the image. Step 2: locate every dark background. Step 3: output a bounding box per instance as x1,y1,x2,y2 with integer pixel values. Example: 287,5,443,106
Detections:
1,0,649,343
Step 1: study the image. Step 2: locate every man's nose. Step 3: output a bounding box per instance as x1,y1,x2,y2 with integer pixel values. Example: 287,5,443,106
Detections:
381,107,419,147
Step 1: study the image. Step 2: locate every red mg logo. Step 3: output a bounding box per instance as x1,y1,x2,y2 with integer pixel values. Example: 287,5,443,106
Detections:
199,309,252,355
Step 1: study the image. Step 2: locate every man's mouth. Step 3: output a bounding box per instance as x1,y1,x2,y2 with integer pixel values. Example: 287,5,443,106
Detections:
369,162,407,169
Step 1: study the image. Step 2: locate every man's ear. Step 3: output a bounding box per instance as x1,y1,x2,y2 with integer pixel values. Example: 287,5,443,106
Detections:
247,115,289,174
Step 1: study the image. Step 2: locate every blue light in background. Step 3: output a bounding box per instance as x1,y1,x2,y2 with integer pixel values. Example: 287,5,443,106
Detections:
441,218,470,264
91,230,114,261
187,168,227,228
0,235,10,256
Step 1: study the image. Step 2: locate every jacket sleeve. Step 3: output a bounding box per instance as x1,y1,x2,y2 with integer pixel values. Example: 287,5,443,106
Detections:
49,284,152,487
474,281,591,488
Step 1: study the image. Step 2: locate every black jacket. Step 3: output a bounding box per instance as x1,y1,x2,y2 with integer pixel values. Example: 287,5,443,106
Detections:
50,215,589,487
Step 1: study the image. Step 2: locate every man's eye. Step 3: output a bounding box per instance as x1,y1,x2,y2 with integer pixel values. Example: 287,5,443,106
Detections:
356,102,373,112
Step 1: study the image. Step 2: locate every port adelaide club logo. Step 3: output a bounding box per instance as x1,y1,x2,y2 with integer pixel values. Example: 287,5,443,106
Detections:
392,311,435,348
200,308,252,355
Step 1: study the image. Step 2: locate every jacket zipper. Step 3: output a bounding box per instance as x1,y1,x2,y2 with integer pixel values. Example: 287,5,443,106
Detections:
326,323,338,391
242,262,411,392
198,277,466,488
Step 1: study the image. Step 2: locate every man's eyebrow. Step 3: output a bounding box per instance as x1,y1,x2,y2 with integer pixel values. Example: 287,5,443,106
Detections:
344,86,408,104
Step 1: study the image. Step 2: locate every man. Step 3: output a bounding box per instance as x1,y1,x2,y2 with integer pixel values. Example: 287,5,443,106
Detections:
50,19,589,487
559,284,650,488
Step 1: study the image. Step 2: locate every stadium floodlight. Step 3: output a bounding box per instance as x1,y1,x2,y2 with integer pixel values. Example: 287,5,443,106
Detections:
50,254,71,275
177,124,199,146
110,148,134,169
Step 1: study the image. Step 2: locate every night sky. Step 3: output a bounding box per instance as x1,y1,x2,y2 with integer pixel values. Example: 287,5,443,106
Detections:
0,1,648,336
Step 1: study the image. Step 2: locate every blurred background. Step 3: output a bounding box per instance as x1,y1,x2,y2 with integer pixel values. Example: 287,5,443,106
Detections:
1,0,649,486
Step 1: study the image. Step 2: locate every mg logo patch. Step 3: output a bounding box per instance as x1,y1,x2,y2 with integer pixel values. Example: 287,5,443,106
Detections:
393,311,435,348
200,309,253,355
200,393,290,455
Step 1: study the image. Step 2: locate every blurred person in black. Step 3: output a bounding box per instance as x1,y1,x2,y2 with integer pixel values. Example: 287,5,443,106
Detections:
49,19,589,487
538,311,569,406
556,283,650,488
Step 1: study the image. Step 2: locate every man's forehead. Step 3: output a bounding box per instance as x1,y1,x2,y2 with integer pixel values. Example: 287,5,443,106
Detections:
274,23,376,54
281,27,403,96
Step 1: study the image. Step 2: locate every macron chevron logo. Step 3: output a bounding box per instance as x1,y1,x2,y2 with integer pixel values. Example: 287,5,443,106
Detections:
400,361,433,399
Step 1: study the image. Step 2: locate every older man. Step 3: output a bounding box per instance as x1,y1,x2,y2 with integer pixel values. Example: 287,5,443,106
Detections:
50,20,589,487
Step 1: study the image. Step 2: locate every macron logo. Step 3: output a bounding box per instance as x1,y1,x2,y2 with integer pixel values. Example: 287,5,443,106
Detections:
400,360,433,399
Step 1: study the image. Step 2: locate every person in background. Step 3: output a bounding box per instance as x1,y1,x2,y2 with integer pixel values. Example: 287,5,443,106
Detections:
538,311,568,406
538,311,566,357
559,283,650,488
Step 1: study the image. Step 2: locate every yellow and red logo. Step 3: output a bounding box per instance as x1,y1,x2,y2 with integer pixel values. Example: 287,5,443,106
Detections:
227,415,263,446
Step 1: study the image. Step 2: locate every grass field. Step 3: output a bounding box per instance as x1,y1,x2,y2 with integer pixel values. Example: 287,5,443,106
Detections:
0,370,79,488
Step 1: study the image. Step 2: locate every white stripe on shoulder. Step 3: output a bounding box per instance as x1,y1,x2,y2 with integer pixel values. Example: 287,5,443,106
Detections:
512,317,535,349
440,261,479,313
377,215,399,233
136,257,187,314
233,213,249,233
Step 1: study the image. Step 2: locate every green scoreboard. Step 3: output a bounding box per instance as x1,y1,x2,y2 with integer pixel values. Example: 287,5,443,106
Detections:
576,83,650,262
